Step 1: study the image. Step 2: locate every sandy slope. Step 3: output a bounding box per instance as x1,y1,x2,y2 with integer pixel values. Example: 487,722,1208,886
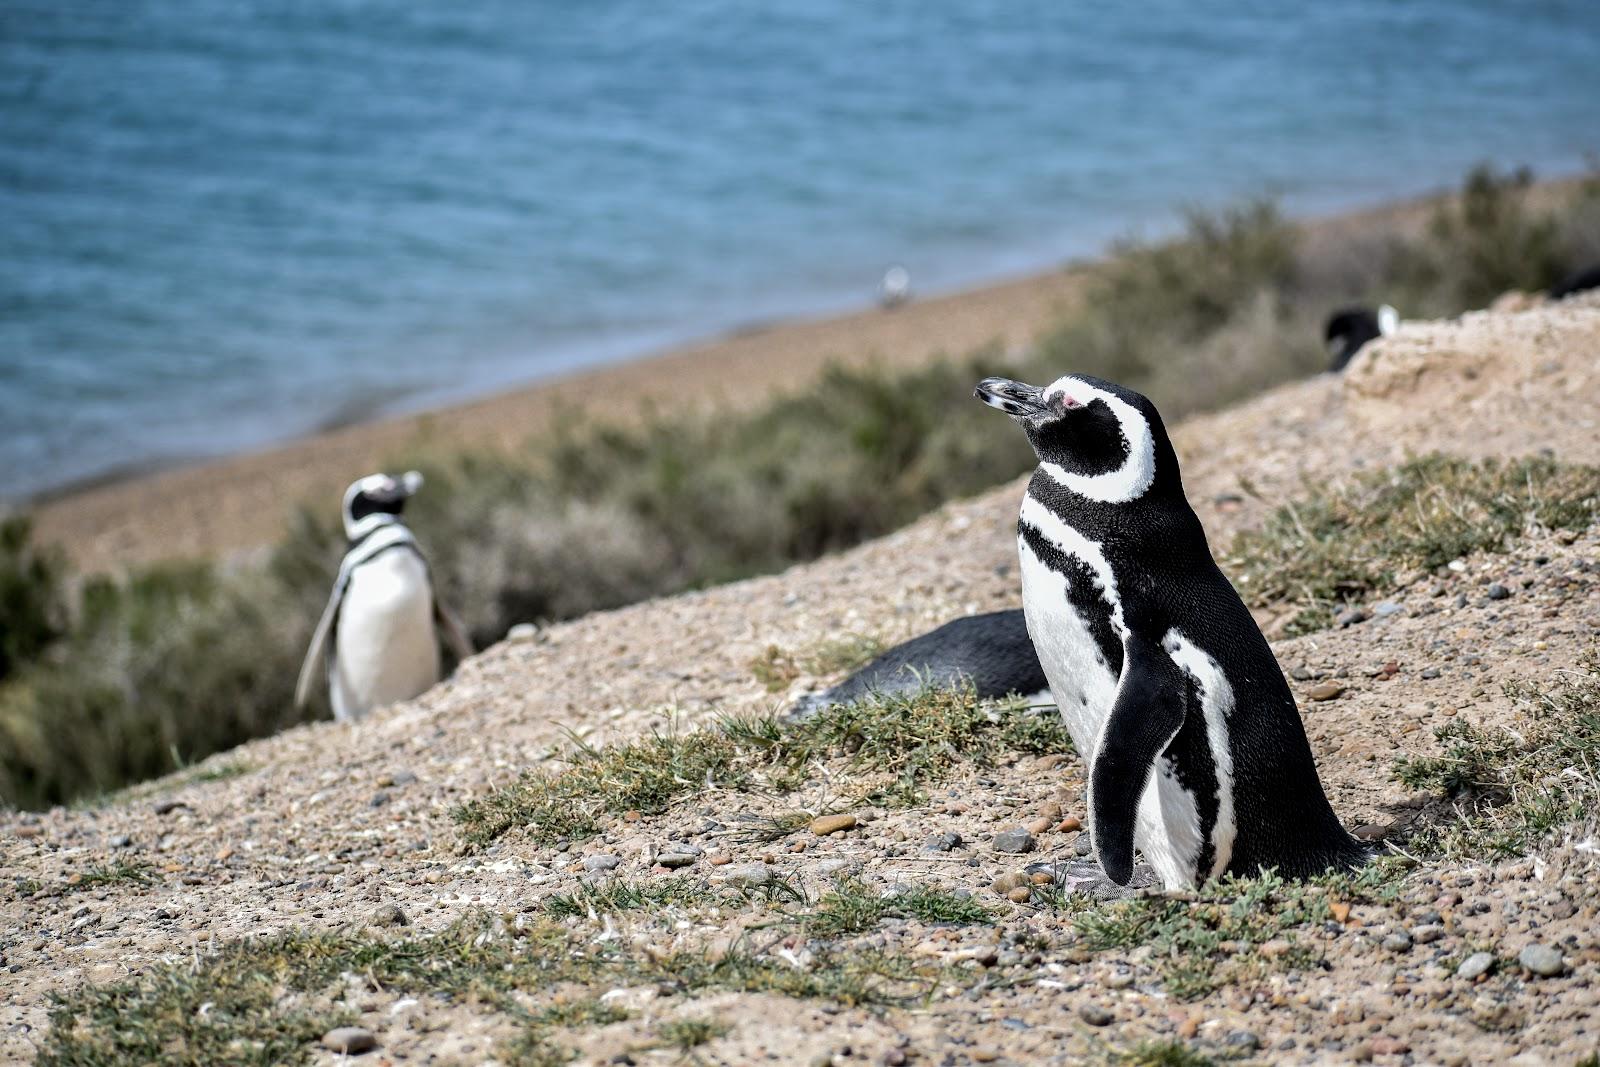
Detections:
2,294,1599,1065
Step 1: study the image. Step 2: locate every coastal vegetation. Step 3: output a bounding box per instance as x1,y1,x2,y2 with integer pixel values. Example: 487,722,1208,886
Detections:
4,164,1600,809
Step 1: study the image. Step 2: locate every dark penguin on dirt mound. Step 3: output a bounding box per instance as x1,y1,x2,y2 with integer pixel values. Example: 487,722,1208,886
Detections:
787,610,1048,720
974,372,1367,891
1324,304,1398,371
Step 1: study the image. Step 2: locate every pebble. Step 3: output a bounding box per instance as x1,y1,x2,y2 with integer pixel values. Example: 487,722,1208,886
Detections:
109,835,132,849
991,872,1028,894
1006,886,1032,903
1074,835,1093,857
152,800,188,816
322,1027,378,1054
993,827,1036,853
1370,1037,1410,1056
1306,681,1346,701
1410,923,1444,944
1518,943,1565,976
1373,601,1403,618
1226,1031,1261,1052
1337,608,1369,627
583,854,622,873
1025,817,1052,835
656,852,698,869
369,904,409,927
1382,932,1413,953
809,814,857,836
722,863,775,887
1486,583,1511,600
1058,815,1082,832
1078,1004,1113,1026
922,832,963,853
1456,952,1495,981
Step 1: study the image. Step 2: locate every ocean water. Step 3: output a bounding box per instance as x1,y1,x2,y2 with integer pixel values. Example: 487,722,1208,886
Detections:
3,1,1597,500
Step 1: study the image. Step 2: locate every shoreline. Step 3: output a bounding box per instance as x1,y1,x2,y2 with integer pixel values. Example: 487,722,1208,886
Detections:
26,176,1578,573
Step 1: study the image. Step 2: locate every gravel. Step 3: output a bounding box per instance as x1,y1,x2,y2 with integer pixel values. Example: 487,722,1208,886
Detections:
992,828,1037,854
1518,943,1566,977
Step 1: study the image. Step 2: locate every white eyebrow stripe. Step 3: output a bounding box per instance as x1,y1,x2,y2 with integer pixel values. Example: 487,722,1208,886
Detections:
1036,378,1156,503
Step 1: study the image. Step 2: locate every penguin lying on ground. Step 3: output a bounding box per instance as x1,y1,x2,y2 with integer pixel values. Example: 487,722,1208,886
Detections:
1324,304,1398,372
295,471,474,723
786,609,1049,720
974,373,1366,891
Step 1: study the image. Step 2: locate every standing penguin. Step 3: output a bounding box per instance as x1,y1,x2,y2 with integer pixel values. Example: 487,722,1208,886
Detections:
1324,304,1399,371
295,471,474,723
974,373,1364,890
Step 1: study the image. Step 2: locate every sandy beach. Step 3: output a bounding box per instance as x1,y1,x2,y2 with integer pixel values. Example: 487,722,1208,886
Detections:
29,179,1578,574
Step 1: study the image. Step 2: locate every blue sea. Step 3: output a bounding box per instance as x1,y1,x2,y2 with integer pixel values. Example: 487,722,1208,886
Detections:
3,1,1598,500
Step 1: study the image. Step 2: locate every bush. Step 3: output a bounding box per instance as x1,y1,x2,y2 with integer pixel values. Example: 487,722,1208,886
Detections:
0,516,65,680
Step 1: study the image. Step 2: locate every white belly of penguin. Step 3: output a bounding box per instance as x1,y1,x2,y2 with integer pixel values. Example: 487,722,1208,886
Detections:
331,551,441,722
1019,535,1215,890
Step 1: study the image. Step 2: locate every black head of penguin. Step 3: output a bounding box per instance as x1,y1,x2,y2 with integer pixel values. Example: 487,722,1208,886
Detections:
974,373,1185,509
341,471,424,541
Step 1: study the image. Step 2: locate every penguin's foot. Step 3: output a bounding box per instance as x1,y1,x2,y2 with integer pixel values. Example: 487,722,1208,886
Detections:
1023,858,1160,901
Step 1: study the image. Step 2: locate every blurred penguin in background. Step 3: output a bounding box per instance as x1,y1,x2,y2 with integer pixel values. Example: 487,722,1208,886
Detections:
1324,304,1399,372
295,471,473,722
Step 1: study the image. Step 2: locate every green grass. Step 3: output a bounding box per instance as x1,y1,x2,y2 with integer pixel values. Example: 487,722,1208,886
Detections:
750,632,884,691
455,685,1074,848
7,164,1600,808
655,1017,730,1052
38,910,951,1066
1121,1041,1217,1067
805,878,995,938
1395,651,1600,859
1224,455,1600,634
1064,865,1402,1001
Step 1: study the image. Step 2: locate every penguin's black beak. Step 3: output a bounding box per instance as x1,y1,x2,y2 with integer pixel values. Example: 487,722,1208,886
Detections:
974,377,1046,417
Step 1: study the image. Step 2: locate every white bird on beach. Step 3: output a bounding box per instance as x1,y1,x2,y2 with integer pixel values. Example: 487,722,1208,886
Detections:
880,264,912,308
295,471,474,722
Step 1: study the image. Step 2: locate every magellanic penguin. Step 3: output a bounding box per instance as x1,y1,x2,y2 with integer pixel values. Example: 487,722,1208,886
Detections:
1324,304,1398,372
295,471,474,723
787,610,1049,719
974,373,1365,890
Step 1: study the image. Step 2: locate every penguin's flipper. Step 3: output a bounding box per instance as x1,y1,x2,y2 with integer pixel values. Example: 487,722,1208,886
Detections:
1089,632,1188,886
295,583,344,709
434,599,475,664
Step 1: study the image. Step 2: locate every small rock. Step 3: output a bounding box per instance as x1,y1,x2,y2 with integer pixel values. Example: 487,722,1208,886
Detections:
809,814,857,836
1370,1037,1410,1056
1025,817,1053,835
153,800,189,816
1382,932,1413,953
657,852,698,869
1307,682,1346,702
722,863,775,887
369,904,409,927
109,834,132,849
1291,666,1314,681
506,623,539,640
1006,886,1032,903
1226,1031,1261,1052
1058,815,1082,832
1104,969,1134,989
1074,835,1093,857
922,832,963,853
583,854,622,873
881,1049,908,1066
1421,667,1441,680
1078,1004,1113,1027
1373,601,1403,618
1456,952,1495,981
1330,901,1351,924
1337,608,1369,627
1486,583,1511,601
991,872,1028,894
1410,923,1444,944
322,1027,377,1055
707,853,732,866
368,791,390,808
993,827,1037,854
1518,943,1565,976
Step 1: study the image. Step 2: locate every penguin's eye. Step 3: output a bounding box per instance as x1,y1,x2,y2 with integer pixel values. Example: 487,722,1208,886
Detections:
1050,393,1081,414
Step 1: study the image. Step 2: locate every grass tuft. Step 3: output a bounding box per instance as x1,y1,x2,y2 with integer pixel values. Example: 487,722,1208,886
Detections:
456,686,1074,848
1396,651,1600,859
1066,864,1402,1000
1225,455,1600,634
806,879,995,939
